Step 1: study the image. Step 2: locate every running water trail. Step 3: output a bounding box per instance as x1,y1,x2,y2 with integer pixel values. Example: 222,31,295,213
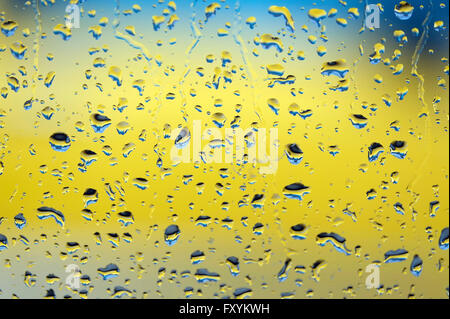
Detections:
350,0,370,101
232,0,261,122
32,0,42,99
408,0,433,190
113,0,152,62
232,0,287,257
112,0,164,125
178,0,202,124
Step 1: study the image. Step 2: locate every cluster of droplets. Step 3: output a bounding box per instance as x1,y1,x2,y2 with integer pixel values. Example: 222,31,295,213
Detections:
0,0,448,299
